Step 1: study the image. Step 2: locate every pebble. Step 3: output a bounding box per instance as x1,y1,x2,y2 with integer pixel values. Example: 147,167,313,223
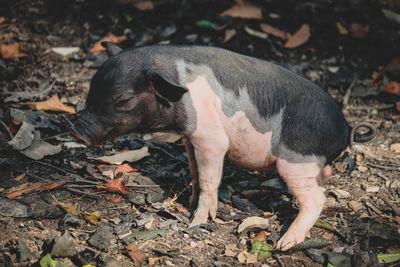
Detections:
365,185,380,193
51,230,77,257
349,200,364,212
389,143,400,153
88,226,112,251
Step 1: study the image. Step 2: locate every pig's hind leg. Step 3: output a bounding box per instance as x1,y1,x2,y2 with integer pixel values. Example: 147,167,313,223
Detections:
184,138,200,207
275,158,326,251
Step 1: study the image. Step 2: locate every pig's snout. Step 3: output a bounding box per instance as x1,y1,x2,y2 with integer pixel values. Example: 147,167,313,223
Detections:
71,112,112,146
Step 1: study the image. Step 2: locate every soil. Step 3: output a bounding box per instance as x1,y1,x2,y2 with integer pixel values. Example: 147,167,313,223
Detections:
0,0,399,266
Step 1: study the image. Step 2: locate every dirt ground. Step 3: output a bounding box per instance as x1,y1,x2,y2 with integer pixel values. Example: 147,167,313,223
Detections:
0,0,400,266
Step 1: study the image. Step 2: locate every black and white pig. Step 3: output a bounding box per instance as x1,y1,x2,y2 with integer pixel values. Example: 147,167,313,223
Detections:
72,43,372,250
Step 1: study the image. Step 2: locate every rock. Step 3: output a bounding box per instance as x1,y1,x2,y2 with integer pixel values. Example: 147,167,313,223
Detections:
18,239,38,261
331,189,351,199
8,122,35,150
390,143,400,153
32,201,64,219
124,192,146,205
184,34,198,44
305,248,325,264
0,197,30,217
365,185,380,193
349,200,364,212
88,226,112,251
238,216,270,233
51,47,80,57
146,190,168,203
63,214,84,226
324,196,337,208
357,166,368,172
51,230,77,257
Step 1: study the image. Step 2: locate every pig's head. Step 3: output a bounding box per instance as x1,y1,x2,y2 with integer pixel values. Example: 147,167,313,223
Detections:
71,42,188,145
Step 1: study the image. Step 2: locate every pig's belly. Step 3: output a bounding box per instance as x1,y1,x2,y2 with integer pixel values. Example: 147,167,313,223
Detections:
221,111,275,170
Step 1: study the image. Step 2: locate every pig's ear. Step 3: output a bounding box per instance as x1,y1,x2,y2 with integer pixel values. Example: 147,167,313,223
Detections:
146,68,188,102
101,42,123,56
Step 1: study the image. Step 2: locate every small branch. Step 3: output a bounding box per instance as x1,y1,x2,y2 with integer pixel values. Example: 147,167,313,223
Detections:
34,160,75,176
64,187,99,198
381,196,400,216
0,119,13,140
342,73,357,109
366,162,400,171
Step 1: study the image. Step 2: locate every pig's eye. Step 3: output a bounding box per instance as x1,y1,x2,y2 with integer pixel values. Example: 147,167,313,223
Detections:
115,97,135,111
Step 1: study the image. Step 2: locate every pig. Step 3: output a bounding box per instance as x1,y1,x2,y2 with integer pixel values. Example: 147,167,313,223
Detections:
72,42,371,250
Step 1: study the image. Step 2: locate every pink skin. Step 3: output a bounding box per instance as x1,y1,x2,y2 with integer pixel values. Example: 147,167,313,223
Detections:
185,76,326,251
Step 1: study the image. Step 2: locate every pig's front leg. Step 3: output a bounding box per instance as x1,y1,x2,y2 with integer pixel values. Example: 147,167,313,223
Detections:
276,158,326,251
189,136,228,226
184,138,200,207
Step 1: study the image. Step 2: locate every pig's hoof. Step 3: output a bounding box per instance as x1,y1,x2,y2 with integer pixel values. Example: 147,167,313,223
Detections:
276,232,305,251
189,206,217,227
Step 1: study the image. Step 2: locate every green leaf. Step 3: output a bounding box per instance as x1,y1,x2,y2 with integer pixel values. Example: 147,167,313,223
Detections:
124,12,133,22
283,239,330,254
39,253,68,267
371,109,378,115
122,229,168,244
196,20,219,29
377,253,400,264
251,241,273,261
327,263,336,267
314,219,335,232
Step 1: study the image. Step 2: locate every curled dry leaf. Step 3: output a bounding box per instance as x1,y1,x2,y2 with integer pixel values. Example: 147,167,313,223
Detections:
97,179,131,194
219,0,262,20
91,146,150,165
259,23,288,39
126,245,147,265
224,29,237,43
349,23,369,38
0,42,28,59
91,33,127,56
0,17,5,24
284,24,311,48
384,81,400,96
336,22,348,35
114,163,139,176
21,95,76,114
4,182,44,199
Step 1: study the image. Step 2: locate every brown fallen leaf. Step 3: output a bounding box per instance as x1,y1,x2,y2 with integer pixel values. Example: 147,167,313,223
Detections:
336,22,348,35
97,179,131,194
91,33,127,56
114,163,139,176
223,29,237,43
284,24,311,48
22,95,76,114
91,146,150,165
143,132,181,143
176,207,189,214
396,101,400,112
251,230,267,242
259,23,288,39
219,0,262,20
0,42,28,59
384,81,400,96
4,182,44,199
148,257,160,265
119,0,154,10
126,245,146,266
349,23,369,38
0,17,5,24
40,182,66,191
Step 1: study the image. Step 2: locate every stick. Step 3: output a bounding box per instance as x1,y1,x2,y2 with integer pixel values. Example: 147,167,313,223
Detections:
0,119,13,140
342,73,357,108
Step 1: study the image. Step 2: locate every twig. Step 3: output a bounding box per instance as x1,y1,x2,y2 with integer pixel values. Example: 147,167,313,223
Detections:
347,104,394,110
366,162,400,171
274,255,286,267
342,73,357,108
0,119,13,140
62,115,75,128
64,187,99,198
34,160,75,176
381,196,400,216
41,132,70,141
26,171,52,183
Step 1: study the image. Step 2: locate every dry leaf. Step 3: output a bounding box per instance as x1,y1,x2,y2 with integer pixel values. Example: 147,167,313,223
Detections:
91,146,150,165
126,245,146,266
91,33,127,56
260,23,288,39
384,81,400,96
251,230,267,242
349,23,369,38
238,216,270,233
132,0,154,10
0,17,5,24
284,24,311,48
396,101,400,112
219,0,262,20
22,95,76,114
57,202,101,225
148,257,160,265
176,207,189,214
223,29,237,43
0,42,28,59
143,132,181,143
97,179,131,194
4,182,44,199
336,22,348,35
114,163,139,176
